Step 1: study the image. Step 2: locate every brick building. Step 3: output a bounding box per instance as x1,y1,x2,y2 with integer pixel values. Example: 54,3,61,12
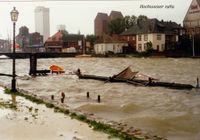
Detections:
109,11,123,20
45,30,84,53
94,11,123,37
16,26,43,52
94,13,109,37
16,26,30,48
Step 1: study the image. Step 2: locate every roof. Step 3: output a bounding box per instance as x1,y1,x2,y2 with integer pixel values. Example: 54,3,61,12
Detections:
63,34,84,42
121,18,181,36
95,12,108,21
121,18,161,35
97,34,126,43
46,30,83,43
162,21,182,35
46,31,63,42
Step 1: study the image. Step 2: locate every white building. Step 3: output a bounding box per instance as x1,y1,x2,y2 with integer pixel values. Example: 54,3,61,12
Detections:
121,18,182,52
136,33,166,52
94,35,128,54
94,43,128,55
35,6,50,43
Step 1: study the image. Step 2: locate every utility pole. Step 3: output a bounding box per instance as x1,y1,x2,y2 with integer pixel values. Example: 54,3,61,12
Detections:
192,34,195,57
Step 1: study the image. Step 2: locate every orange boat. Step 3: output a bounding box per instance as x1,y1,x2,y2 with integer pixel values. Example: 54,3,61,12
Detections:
50,65,65,74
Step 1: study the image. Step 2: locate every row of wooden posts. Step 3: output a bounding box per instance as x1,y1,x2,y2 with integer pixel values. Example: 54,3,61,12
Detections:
50,92,101,103
87,92,101,103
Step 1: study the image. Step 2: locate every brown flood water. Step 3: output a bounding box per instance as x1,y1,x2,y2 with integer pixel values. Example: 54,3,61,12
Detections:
0,57,200,139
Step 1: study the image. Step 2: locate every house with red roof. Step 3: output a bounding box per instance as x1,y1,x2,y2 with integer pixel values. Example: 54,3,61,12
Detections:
45,30,84,53
94,34,128,55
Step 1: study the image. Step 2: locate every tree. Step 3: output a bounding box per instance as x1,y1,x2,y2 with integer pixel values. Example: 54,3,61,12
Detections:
124,15,137,29
85,34,98,46
145,41,154,55
146,41,153,51
107,18,125,35
85,34,98,53
137,15,148,22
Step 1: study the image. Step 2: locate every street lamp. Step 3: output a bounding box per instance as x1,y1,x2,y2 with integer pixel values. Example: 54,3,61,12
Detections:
10,7,19,92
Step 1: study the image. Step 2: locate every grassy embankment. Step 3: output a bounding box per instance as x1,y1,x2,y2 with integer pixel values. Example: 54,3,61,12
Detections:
0,100,17,109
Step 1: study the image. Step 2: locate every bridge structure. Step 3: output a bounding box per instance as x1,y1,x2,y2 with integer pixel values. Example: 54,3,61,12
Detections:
0,52,77,59
0,52,77,77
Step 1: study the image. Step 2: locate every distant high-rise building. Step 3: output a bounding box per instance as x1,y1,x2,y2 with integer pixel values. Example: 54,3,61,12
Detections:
35,6,50,43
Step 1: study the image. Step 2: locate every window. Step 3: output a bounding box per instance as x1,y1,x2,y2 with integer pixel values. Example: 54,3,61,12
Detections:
157,34,162,40
138,35,142,41
144,34,148,41
138,44,142,51
161,44,165,51
113,45,116,52
117,45,120,52
144,43,147,50
157,45,159,51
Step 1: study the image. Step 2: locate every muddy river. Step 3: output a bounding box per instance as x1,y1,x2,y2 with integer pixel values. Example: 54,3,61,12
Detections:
0,57,200,140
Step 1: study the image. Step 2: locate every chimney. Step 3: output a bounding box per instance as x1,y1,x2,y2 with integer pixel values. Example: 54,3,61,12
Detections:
137,19,142,29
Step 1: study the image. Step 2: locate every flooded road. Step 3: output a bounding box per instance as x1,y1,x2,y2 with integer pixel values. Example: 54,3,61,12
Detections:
0,57,200,139
0,87,118,140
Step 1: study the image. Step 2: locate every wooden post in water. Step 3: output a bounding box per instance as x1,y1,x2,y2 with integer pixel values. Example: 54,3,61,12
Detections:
61,92,65,103
29,53,37,76
51,95,54,100
97,95,101,103
61,98,64,103
87,92,90,98
197,77,199,88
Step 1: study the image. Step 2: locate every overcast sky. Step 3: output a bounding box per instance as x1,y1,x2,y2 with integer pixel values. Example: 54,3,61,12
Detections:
0,0,192,39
